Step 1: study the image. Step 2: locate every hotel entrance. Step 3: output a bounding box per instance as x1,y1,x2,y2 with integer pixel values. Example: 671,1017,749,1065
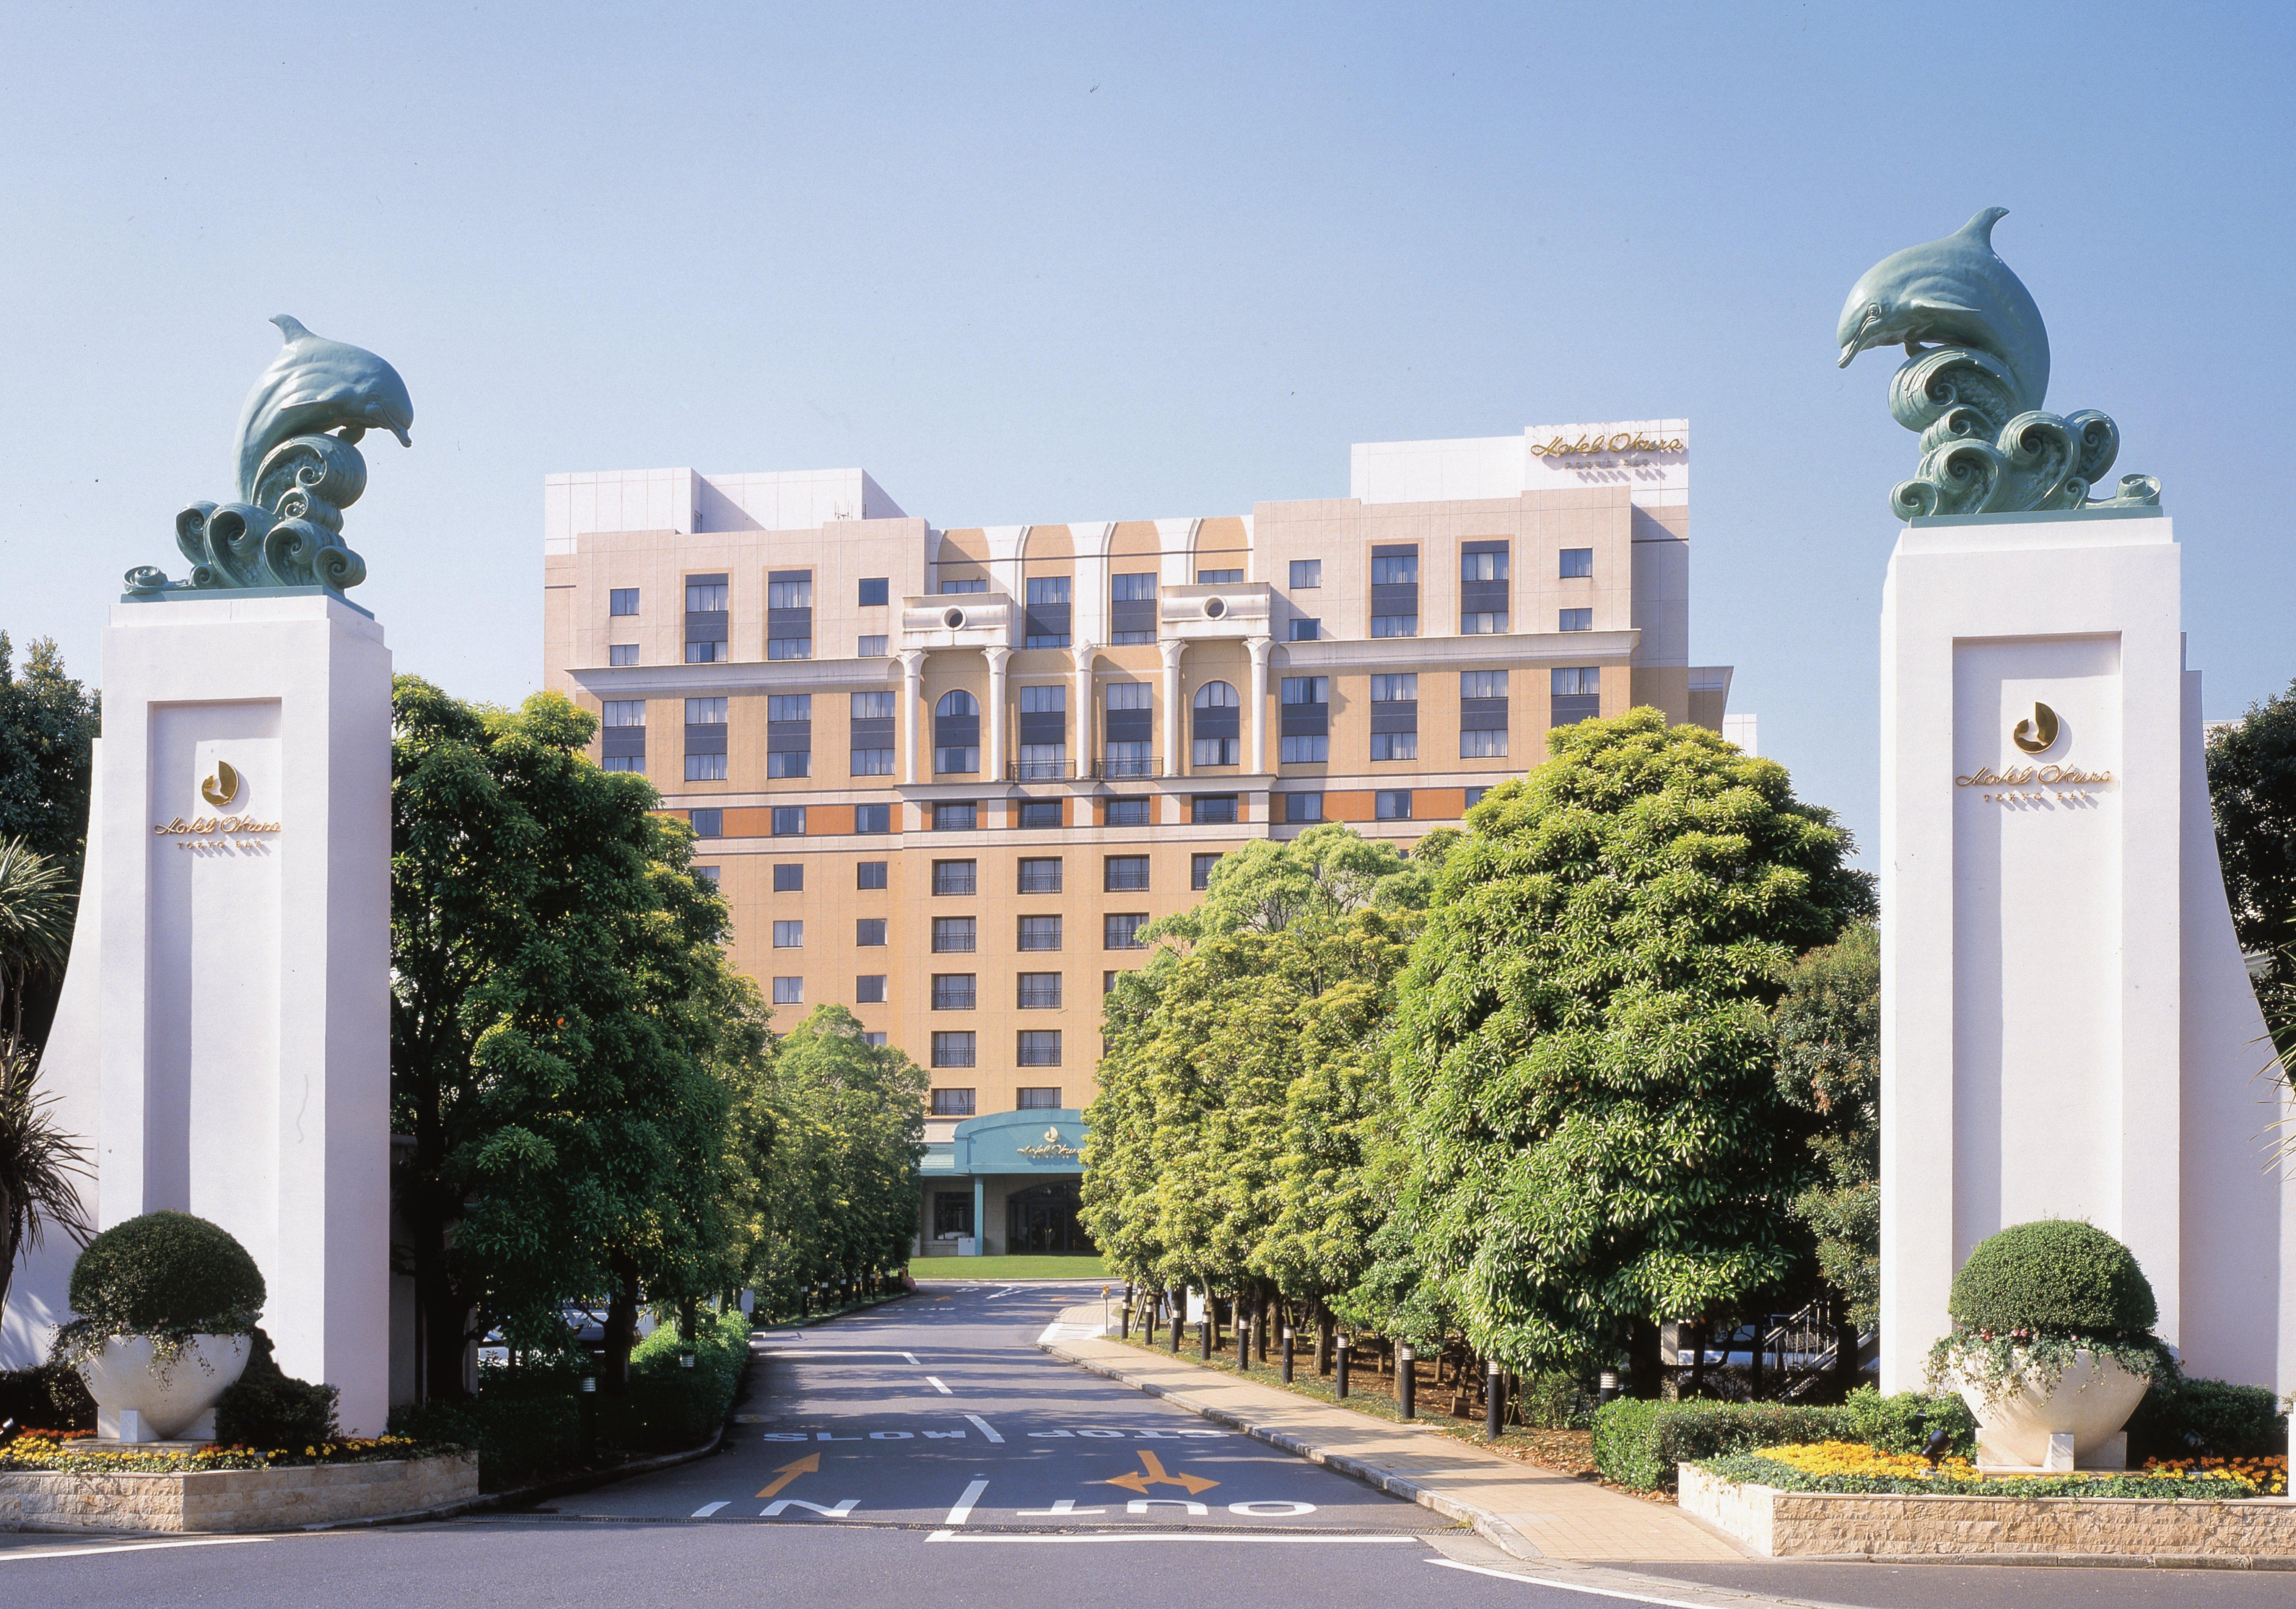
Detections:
1005,1179,1090,1254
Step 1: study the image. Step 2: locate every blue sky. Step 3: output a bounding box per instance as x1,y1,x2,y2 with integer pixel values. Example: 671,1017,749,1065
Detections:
4,2,2290,862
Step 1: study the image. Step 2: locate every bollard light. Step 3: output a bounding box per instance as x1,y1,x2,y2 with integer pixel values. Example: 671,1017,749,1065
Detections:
1398,1344,1416,1420
579,1375,597,1394
1281,1326,1295,1386
1336,1332,1351,1401
1485,1359,1504,1441
680,1351,696,1369
1598,1369,1620,1404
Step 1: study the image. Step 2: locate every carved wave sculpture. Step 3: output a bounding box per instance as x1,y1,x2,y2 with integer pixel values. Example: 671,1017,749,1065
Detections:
125,316,409,599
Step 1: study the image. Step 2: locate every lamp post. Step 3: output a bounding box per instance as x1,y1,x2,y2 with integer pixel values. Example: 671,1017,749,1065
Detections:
1335,1332,1351,1401
1484,1359,1504,1441
578,1374,598,1462
1598,1369,1621,1404
1236,1312,1250,1374
1281,1326,1294,1385
1397,1344,1416,1419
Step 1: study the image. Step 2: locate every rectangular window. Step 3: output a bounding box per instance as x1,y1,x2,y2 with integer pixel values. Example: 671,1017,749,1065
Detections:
932,916,976,953
1370,615,1418,638
1017,915,1063,952
856,975,887,1004
609,644,638,665
854,803,892,834
1460,729,1510,757
1015,799,1062,829
939,576,988,594
1191,852,1220,891
1461,669,1509,755
603,700,646,727
1464,786,1489,809
1103,971,1118,994
766,695,810,722
932,859,978,896
856,918,887,947
686,641,728,664
1196,568,1242,584
932,974,976,1011
1104,855,1150,892
1376,790,1414,820
772,977,803,1006
1102,742,1152,778
1016,1085,1063,1108
1020,684,1064,713
1017,972,1063,1009
693,865,719,884
688,579,730,613
1017,1031,1062,1067
1105,683,1152,709
1023,575,1072,649
1371,674,1417,703
610,588,640,617
767,575,813,610
1371,552,1419,586
688,696,727,725
936,745,978,775
686,753,728,781
1111,573,1157,600
933,801,977,831
1559,608,1593,632
1461,548,1510,583
858,635,888,658
859,577,890,607
767,752,810,778
1104,797,1150,827
1282,676,1328,706
857,861,888,890
1279,674,1329,766
1289,560,1322,589
1105,913,1149,950
1370,732,1418,760
771,806,806,836
931,1089,976,1118
1279,735,1328,763
767,636,813,660
1017,744,1066,780
1461,670,1507,700
1110,572,1157,644
1560,547,1593,579
1551,665,1601,725
1460,612,1508,634
850,748,894,776
1461,541,1509,636
1191,795,1237,825
773,863,803,893
1018,857,1063,893
773,921,803,948
690,808,722,838
1289,618,1321,642
602,756,645,773
862,1031,887,1048
1282,793,1324,825
931,1031,976,1068
852,690,896,719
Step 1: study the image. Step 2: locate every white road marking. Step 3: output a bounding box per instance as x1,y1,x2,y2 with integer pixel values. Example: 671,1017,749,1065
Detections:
760,1497,860,1519
926,1532,1418,1545
0,1537,273,1563
691,1501,729,1518
944,1477,990,1526
1128,1498,1208,1515
1424,1559,1737,1607
1228,1500,1316,1516
926,1375,953,1394
964,1413,1004,1443
901,1351,921,1364
756,1350,924,1359
983,1285,1023,1300
1014,1498,1108,1516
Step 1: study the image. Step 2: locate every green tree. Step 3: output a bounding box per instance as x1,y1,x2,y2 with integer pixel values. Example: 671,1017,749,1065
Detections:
1773,921,1881,1334
2206,680,2296,1082
0,636,99,1051
1388,708,1872,1393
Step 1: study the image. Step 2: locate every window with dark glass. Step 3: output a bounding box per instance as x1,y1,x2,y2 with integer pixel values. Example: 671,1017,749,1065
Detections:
1105,912,1149,949
1464,786,1489,809
1015,1086,1062,1108
938,576,987,594
685,695,728,782
602,698,646,771
1017,1031,1061,1067
1559,608,1593,632
1289,560,1321,589
932,1189,974,1234
859,576,890,607
931,1032,975,1068
1191,852,1221,891
1017,684,1065,778
1461,542,1509,634
772,920,803,948
1102,683,1153,777
1560,547,1593,579
935,690,980,775
1461,669,1510,758
1017,915,1062,951
772,976,803,1005
1196,568,1242,584
931,1089,975,1118
767,569,813,661
1280,675,1328,764
1110,573,1157,644
1370,672,1418,761
773,863,803,892
1282,793,1324,824
849,689,895,777
1104,855,1150,892
771,805,805,836
694,866,719,884
610,587,640,617
609,644,638,666
932,916,976,953
1551,665,1601,726
857,860,888,890
1017,972,1062,1009
766,693,811,779
1191,681,1240,766
1289,618,1320,642
856,918,886,946
1104,797,1150,826
932,974,976,1011
1024,575,1072,649
1191,795,1237,825
1017,857,1063,894
933,800,977,831
856,974,886,1003
684,573,728,665
932,859,977,896
1016,799,1062,828
854,803,892,834
1376,790,1413,820
1369,543,1419,639
689,807,722,838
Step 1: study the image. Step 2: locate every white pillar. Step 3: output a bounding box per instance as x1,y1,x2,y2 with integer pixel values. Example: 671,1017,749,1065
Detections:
898,650,925,786
984,646,1012,782
1246,635,1273,775
1072,643,1097,778
1160,638,1186,777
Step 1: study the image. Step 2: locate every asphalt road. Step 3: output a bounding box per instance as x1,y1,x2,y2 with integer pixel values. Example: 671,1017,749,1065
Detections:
3,1280,2290,1609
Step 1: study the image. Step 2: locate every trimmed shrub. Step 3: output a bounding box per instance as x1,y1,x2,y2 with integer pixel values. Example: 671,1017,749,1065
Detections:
2125,1375,2289,1461
213,1328,339,1449
1948,1220,2156,1335
66,1211,265,1341
1592,1399,1858,1492
0,1364,94,1432
1839,1384,1975,1458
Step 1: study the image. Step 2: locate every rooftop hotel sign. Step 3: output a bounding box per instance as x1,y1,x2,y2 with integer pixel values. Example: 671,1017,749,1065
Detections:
1519,418,1689,501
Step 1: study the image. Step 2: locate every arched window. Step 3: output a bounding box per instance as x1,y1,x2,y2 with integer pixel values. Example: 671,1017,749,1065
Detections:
936,690,980,775
1191,680,1240,768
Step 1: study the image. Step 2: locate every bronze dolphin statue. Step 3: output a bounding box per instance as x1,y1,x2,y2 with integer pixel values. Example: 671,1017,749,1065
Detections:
233,314,413,502
1835,208,2050,413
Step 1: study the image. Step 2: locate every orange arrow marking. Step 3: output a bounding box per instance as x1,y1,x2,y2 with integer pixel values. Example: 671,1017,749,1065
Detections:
1103,1449,1219,1495
755,1453,820,1499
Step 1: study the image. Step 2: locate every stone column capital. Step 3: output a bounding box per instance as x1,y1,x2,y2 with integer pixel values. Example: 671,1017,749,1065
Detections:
983,644,1014,672
1158,637,1188,670
1070,642,1099,673
1245,634,1274,666
896,649,927,679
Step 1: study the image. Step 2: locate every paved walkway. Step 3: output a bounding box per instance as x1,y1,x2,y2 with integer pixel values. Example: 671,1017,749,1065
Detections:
1038,1304,1747,1565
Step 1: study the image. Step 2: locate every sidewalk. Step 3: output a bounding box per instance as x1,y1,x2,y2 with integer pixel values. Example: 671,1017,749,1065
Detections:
1038,1304,1745,1564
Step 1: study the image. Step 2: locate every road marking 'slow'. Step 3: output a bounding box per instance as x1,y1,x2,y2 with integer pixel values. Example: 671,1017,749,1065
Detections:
926,1376,953,1395
691,1502,729,1518
0,1537,272,1562
1424,1559,1730,1607
944,1478,989,1526
964,1413,1004,1443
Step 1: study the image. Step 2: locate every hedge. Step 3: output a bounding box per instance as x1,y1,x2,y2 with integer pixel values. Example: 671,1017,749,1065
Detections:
1593,1400,1860,1491
2125,1375,2289,1461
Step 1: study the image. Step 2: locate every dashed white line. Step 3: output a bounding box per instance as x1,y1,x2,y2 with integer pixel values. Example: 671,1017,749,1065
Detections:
963,1413,1004,1443
926,1375,953,1394
691,1501,729,1518
944,1477,989,1526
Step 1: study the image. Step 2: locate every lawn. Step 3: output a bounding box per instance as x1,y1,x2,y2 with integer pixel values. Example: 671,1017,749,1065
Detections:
911,1254,1110,1280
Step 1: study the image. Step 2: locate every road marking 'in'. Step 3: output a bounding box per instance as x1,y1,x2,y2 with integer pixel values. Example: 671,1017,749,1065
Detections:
964,1413,1004,1443
944,1478,989,1526
691,1502,728,1518
926,1375,953,1394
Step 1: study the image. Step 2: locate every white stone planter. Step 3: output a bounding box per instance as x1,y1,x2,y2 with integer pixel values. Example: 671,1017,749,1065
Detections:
76,1334,252,1443
1949,1346,2149,1470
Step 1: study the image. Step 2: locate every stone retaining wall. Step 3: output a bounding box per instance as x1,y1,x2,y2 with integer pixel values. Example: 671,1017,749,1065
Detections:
1679,1466,2296,1560
0,1453,478,1533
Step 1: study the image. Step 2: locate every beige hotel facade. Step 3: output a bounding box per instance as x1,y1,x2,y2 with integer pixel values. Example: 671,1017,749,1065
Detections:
541,421,1743,1257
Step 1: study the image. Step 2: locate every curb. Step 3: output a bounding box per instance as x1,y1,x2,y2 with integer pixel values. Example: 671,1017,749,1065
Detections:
1789,1550,2296,1572
309,1428,730,1531
1037,1334,1545,1563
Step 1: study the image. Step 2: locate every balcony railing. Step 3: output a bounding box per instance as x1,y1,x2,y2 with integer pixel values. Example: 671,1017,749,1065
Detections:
931,987,977,1011
1017,870,1063,894
932,1043,976,1069
1017,986,1063,1009
1094,754,1160,779
932,869,978,896
1008,759,1075,781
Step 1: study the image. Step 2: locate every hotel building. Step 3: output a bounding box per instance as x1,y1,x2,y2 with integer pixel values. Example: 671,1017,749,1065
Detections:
540,420,1740,1257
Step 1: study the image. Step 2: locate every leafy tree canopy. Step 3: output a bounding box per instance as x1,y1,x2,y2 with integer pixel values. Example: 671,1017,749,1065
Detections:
2206,679,2296,1076
1773,920,1881,1332
0,634,98,885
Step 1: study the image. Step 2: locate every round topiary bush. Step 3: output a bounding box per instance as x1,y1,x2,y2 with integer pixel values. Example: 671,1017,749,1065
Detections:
66,1210,266,1341
1948,1219,2157,1336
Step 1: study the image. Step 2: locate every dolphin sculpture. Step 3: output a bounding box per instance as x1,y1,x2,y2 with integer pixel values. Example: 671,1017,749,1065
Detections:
1835,208,2050,413
233,314,413,502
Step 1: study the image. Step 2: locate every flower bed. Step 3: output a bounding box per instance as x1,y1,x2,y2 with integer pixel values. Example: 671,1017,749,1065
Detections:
0,1430,460,1475
1701,1441,2263,1500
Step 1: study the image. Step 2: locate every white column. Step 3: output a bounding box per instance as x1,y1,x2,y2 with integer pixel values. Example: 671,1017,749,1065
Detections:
1071,643,1097,778
1159,638,1186,776
1246,635,1273,775
984,645,1012,782
898,650,926,786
